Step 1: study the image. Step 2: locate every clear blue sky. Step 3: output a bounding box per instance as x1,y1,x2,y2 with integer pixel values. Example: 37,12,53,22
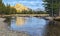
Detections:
3,0,45,10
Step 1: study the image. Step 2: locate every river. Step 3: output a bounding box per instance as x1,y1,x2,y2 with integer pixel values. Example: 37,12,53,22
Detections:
7,17,60,36
8,17,48,36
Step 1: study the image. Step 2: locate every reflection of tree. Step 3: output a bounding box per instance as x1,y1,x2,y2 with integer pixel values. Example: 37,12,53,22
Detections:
4,17,11,26
46,21,60,36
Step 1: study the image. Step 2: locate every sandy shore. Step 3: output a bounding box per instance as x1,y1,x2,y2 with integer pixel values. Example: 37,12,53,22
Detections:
0,18,29,36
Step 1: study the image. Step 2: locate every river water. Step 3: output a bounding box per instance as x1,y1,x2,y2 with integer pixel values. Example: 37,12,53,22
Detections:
9,17,49,36
8,17,60,36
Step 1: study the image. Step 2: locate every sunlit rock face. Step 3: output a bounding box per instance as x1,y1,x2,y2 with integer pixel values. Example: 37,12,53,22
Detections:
16,17,25,26
14,4,29,12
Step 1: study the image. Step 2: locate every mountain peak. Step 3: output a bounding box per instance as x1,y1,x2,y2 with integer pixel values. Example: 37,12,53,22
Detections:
16,4,23,6
13,3,29,12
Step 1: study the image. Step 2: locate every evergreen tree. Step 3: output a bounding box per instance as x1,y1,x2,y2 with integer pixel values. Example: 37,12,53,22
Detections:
0,0,17,15
43,0,60,16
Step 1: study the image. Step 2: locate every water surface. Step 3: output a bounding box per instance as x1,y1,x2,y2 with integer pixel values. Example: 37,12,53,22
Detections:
10,17,48,36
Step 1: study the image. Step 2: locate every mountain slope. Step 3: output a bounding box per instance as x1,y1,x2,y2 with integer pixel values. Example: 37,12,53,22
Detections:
14,4,29,12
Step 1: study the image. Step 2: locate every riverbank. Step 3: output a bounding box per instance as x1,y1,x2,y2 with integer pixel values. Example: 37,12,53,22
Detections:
0,18,29,36
45,20,60,36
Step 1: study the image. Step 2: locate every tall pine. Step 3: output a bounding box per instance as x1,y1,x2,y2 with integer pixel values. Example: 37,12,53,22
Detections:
43,0,60,16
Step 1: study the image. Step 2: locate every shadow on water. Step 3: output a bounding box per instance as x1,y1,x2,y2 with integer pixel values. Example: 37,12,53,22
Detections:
4,17,12,26
46,20,60,36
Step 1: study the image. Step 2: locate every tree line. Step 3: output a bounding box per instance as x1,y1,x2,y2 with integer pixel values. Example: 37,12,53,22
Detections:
0,0,17,15
0,0,48,15
43,0,60,16
16,9,48,14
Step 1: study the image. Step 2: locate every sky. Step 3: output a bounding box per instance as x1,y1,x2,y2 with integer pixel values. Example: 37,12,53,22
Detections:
3,0,45,10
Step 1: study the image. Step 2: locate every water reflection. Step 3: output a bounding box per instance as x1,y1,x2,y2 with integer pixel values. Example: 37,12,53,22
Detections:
10,17,48,36
46,21,60,36
16,17,25,26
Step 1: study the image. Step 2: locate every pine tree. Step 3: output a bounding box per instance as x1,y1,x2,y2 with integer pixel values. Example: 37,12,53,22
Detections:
43,0,60,16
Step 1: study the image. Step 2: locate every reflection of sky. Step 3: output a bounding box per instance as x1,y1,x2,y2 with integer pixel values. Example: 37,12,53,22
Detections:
10,17,47,36
3,0,44,10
